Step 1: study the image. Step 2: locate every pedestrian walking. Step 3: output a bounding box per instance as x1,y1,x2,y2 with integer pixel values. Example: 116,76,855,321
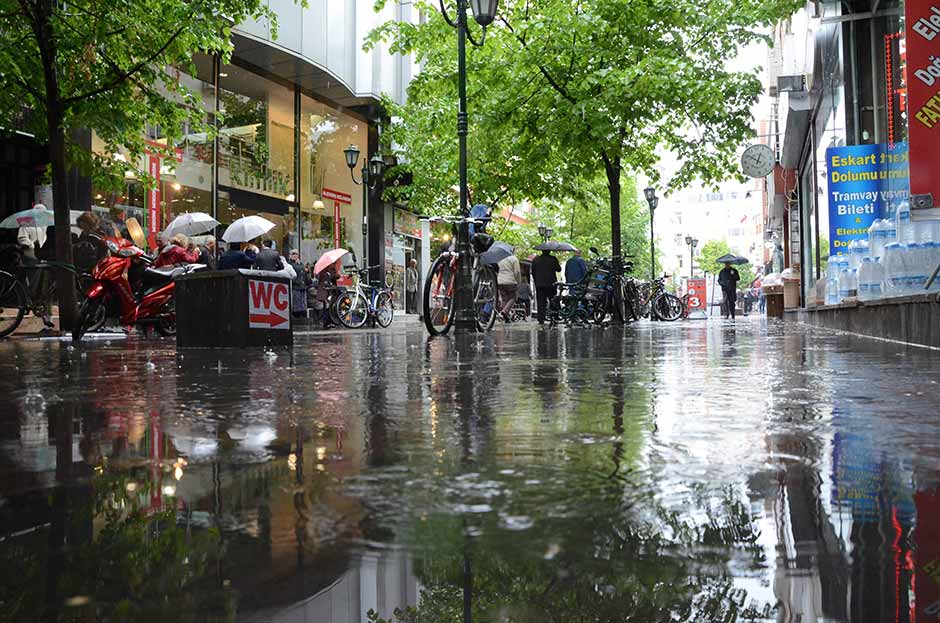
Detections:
253,239,284,271
496,251,521,322
564,249,588,285
718,262,741,320
517,279,532,319
406,259,418,314
531,249,561,325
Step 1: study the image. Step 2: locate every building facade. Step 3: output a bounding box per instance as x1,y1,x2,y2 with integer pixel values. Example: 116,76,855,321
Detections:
765,0,915,303
1,1,422,280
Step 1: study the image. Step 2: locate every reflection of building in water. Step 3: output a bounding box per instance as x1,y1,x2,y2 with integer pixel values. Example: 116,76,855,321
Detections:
765,417,919,623
243,548,418,623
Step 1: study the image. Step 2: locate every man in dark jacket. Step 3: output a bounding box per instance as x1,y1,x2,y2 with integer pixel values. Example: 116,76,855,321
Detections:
218,243,256,270
718,262,741,320
531,250,561,325
288,249,311,318
253,239,283,271
198,236,217,270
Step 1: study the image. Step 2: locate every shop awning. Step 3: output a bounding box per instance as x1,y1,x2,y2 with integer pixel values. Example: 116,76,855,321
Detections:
219,185,290,217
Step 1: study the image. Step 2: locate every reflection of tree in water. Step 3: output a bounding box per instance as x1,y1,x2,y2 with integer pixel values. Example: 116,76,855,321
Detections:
0,469,233,623
368,485,767,623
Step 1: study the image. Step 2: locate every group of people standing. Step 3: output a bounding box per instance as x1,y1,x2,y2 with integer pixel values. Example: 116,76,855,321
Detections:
495,249,586,325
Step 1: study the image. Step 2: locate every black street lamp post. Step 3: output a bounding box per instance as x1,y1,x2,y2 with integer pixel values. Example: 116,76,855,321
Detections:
644,187,658,280
438,0,498,334
344,145,385,272
684,235,698,278
537,224,554,242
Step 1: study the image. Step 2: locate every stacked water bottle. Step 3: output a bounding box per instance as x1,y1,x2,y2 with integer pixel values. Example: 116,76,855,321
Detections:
828,201,940,304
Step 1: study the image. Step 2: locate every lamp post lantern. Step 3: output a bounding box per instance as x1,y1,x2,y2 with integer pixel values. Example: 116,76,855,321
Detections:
685,236,698,278
644,188,658,280
437,0,498,334
344,145,385,272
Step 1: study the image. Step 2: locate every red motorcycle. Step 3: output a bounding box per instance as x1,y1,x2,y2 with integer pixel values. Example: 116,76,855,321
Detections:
72,237,203,341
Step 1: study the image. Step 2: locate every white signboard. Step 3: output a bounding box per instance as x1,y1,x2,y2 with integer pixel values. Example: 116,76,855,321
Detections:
248,279,290,330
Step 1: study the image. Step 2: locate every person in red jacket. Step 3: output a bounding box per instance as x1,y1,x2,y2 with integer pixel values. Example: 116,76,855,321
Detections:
154,234,199,267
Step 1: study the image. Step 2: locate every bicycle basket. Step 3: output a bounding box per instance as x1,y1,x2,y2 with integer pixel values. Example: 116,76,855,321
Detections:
470,232,494,254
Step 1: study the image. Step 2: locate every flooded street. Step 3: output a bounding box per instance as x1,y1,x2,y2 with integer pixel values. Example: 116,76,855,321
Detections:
1,319,939,622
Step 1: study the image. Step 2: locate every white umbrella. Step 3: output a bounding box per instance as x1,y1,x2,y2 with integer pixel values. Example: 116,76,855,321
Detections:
164,212,219,237
221,215,275,243
0,205,55,228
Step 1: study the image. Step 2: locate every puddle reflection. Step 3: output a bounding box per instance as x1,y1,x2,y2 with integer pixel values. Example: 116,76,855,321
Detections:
0,322,938,622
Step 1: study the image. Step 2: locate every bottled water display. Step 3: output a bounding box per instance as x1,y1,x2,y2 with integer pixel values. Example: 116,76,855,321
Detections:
896,200,914,244
830,213,940,302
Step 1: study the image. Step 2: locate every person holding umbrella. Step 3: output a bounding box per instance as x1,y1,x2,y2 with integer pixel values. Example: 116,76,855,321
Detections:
531,249,561,325
314,249,348,329
718,261,741,320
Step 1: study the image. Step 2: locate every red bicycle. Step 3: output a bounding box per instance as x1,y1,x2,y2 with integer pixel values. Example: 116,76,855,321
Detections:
423,215,498,335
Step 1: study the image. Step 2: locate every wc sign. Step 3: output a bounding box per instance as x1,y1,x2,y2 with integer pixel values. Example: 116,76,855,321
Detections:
248,279,290,330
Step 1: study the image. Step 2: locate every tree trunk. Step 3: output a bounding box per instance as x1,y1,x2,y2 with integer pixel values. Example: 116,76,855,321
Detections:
603,155,625,325
604,156,621,258
48,109,78,330
36,0,77,330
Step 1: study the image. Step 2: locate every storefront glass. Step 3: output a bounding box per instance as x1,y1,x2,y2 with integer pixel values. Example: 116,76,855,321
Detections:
299,94,366,266
217,61,295,251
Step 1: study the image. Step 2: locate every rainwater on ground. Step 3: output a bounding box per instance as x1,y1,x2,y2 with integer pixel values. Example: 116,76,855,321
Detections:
0,318,938,622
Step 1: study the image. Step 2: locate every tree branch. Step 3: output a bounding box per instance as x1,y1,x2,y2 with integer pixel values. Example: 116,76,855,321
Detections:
63,17,191,105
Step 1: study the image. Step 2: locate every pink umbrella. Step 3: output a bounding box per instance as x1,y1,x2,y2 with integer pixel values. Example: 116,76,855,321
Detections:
314,248,349,276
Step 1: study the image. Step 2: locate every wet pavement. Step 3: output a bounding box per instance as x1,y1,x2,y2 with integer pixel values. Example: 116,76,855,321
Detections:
1,318,939,622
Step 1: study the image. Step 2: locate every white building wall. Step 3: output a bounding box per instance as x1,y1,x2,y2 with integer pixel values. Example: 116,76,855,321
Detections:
235,0,415,106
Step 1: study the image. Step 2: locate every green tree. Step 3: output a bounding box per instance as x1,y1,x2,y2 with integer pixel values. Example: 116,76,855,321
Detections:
369,0,800,257
698,239,756,286
0,0,278,327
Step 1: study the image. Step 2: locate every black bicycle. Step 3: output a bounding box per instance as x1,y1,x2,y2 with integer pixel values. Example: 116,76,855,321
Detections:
0,253,86,338
638,277,684,321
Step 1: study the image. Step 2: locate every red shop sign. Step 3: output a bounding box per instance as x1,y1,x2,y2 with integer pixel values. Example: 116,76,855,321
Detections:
686,278,707,312
906,1,940,208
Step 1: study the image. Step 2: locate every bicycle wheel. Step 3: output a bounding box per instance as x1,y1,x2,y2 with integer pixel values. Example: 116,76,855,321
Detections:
0,271,27,338
653,293,684,321
474,265,497,331
336,291,369,329
375,291,395,328
624,280,643,321
423,255,455,336
155,299,177,337
72,296,104,342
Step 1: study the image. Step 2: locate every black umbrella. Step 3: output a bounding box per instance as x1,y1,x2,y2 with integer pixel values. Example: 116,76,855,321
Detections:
534,241,579,252
479,241,515,265
715,253,749,265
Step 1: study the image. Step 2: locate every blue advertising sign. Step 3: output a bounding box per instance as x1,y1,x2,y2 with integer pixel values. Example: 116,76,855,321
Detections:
826,143,909,254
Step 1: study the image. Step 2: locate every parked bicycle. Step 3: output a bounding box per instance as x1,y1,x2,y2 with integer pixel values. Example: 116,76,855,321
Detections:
638,276,684,321
586,247,637,323
422,215,498,336
0,249,86,338
333,266,395,329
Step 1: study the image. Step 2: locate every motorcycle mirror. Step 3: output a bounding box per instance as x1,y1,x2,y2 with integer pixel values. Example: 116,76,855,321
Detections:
589,246,599,255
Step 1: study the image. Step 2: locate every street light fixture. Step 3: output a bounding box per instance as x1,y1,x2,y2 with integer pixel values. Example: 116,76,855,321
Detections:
436,0,499,334
344,144,385,270
685,236,698,278
644,189,658,281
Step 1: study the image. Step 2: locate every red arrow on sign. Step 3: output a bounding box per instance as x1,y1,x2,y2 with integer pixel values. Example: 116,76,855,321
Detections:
249,312,289,328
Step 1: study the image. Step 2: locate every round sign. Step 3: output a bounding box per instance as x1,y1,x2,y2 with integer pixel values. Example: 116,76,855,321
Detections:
741,144,775,178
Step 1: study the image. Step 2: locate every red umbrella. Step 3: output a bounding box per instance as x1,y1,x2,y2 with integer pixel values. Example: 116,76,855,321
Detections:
314,248,349,276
